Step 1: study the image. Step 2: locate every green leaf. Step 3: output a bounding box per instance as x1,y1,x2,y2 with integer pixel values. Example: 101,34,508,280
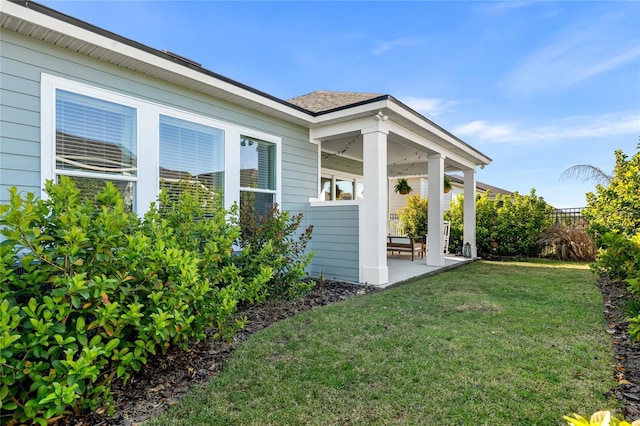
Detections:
71,295,81,309
104,338,120,353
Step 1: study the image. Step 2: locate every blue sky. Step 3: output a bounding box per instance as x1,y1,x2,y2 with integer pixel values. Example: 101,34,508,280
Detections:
40,0,640,208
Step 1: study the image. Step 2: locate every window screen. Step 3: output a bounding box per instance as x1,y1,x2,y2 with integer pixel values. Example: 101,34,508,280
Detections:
240,137,275,190
56,90,137,176
159,114,225,204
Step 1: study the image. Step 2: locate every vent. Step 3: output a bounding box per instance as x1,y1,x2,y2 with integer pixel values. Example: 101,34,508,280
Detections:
161,50,201,67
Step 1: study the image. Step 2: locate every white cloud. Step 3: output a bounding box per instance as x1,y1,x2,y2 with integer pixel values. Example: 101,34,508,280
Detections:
453,120,516,141
481,1,535,15
371,37,425,55
503,14,640,95
453,112,639,144
400,96,457,117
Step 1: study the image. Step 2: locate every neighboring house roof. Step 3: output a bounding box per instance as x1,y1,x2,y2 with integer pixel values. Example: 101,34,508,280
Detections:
475,182,513,196
389,174,512,197
446,174,513,196
288,91,386,114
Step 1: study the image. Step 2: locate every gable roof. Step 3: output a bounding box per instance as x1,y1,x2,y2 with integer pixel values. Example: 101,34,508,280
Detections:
288,91,387,114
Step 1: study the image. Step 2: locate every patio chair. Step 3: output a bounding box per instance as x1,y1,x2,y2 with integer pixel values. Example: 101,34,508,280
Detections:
425,220,451,254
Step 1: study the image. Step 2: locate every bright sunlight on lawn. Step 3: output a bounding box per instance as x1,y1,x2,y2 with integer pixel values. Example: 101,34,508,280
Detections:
148,260,616,425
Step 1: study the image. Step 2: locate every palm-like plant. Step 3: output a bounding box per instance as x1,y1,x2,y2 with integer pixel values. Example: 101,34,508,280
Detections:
560,164,613,185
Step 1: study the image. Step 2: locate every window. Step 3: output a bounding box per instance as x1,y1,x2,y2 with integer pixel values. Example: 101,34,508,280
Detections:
320,170,363,201
55,89,137,210
159,115,224,210
42,74,281,216
240,136,276,217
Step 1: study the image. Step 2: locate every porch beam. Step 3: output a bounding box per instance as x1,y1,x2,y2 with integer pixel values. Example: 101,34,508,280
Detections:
360,125,389,285
463,168,478,258
427,154,445,266
385,121,479,171
310,117,377,141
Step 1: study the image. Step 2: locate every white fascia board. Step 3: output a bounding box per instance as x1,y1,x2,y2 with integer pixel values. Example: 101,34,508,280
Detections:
1,1,313,124
310,116,377,141
386,101,492,167
308,100,390,127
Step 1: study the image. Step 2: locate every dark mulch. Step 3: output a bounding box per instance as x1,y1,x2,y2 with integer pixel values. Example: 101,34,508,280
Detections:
62,274,640,424
600,276,640,420
72,280,378,426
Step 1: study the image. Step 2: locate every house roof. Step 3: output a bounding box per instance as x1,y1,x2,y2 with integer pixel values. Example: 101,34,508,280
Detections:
288,91,387,114
446,174,513,196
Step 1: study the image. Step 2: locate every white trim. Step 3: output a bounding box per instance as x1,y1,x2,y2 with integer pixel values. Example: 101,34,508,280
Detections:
309,200,360,208
238,134,281,208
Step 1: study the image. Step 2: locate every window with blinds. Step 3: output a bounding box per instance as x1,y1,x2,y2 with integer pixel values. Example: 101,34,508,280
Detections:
240,136,276,218
159,115,225,208
55,89,137,210
56,90,137,176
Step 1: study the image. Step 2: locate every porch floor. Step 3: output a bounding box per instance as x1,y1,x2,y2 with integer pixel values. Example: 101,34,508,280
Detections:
383,253,472,288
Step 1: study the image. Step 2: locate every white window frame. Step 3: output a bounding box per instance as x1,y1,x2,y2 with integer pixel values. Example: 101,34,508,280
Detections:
320,168,363,201
239,135,281,209
40,73,281,213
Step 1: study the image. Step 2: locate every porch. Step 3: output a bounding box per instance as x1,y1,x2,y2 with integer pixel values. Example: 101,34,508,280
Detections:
301,94,491,287
385,253,472,288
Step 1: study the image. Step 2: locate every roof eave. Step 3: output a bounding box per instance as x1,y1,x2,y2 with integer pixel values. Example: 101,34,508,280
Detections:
2,0,316,125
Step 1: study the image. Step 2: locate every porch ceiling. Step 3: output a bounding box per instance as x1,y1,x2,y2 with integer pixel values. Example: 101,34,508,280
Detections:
321,132,470,176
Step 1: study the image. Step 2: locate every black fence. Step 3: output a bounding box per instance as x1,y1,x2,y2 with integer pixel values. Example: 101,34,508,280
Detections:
551,207,587,228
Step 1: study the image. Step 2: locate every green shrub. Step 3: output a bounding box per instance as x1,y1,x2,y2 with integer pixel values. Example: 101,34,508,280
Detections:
446,190,552,257
398,194,429,238
583,147,640,247
581,145,640,343
237,202,314,299
0,177,283,424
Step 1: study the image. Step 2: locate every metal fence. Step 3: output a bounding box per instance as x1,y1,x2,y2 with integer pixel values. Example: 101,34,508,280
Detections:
550,207,587,228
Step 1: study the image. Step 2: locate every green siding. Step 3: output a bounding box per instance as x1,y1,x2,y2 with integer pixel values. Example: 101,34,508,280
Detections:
309,204,360,282
0,28,318,226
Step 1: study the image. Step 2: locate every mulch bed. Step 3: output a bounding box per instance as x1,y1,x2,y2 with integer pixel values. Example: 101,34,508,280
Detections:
62,275,640,424
600,276,640,420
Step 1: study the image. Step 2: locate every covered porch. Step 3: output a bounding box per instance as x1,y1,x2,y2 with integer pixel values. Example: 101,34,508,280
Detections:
296,92,491,287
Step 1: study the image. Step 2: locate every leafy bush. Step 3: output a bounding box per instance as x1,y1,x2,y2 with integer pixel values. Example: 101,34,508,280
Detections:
236,202,314,299
581,145,640,342
583,147,640,247
0,176,313,424
398,194,429,238
584,146,640,280
446,190,552,257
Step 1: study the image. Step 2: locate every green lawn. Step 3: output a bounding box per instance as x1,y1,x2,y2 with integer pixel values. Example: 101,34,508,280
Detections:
147,260,617,425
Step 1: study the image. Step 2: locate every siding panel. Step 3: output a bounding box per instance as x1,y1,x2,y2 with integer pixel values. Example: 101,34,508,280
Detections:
309,204,359,282
0,29,318,213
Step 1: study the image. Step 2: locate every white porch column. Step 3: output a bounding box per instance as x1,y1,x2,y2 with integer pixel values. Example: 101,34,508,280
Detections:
427,154,445,266
360,126,389,285
463,168,478,258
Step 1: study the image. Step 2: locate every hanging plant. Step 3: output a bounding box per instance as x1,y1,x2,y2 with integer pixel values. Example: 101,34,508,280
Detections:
444,176,452,193
394,178,412,195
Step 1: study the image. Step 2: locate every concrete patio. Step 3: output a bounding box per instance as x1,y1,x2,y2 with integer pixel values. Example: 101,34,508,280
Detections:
383,254,472,288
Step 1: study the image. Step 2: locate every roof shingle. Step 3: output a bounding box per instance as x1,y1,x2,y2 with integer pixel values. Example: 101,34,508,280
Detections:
287,90,385,113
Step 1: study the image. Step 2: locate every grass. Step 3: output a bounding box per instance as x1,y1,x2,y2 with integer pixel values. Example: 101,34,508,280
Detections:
146,260,616,425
